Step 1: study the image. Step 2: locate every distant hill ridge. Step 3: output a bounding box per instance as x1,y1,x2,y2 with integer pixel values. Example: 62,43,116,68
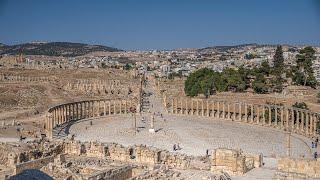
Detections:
0,42,121,57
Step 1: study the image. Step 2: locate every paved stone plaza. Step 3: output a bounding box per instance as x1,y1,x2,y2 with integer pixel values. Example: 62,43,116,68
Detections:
69,114,311,158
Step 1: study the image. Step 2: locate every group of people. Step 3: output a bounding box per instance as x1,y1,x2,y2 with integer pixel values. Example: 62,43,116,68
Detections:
173,143,181,151
312,137,319,159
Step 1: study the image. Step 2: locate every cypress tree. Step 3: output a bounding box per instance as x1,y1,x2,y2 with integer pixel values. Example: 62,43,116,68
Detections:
273,45,285,91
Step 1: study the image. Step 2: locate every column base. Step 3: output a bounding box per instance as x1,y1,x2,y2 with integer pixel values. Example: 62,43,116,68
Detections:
149,129,155,133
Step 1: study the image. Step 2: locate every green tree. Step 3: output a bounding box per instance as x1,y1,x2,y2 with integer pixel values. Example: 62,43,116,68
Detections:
252,74,269,94
273,45,285,92
292,102,309,110
294,46,317,88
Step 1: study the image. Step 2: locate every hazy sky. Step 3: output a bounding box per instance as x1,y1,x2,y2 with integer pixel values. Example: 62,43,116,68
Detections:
0,0,319,50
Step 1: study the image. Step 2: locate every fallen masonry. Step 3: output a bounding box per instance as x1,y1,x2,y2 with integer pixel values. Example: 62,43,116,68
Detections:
0,138,264,179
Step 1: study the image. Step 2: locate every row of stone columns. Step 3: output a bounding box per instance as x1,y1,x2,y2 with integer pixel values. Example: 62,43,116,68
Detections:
0,74,51,82
46,99,136,138
164,96,319,138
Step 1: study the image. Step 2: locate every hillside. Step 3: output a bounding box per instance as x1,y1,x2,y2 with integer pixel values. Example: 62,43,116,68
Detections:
0,42,121,57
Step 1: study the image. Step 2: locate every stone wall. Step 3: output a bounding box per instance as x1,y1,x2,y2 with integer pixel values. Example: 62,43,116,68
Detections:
211,148,263,175
277,158,320,179
13,156,54,175
63,141,260,174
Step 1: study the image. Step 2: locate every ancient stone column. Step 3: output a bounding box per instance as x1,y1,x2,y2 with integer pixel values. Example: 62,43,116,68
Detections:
104,101,106,116
180,98,183,115
306,112,310,136
314,114,318,136
62,105,66,123
301,111,305,134
251,104,254,123
274,107,278,127
113,101,116,114
171,99,174,114
217,101,220,118
268,106,272,126
296,110,300,132
256,105,260,124
212,101,215,118
201,100,204,116
262,105,266,125
207,101,210,117
59,107,62,125
185,99,188,115
191,100,194,115
196,100,199,116
227,103,230,119
72,103,77,120
285,108,289,131
233,103,236,120
244,103,248,122
76,103,79,119
238,102,242,121
84,102,88,118
222,102,225,119
280,107,284,129
290,109,294,131
108,101,111,115
125,100,127,114
120,100,122,114
53,108,56,126
175,98,178,114
163,95,167,108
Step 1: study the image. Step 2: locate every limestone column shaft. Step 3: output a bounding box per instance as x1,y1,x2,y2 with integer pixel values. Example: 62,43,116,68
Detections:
196,100,199,116
212,101,215,118
180,98,183,115
227,103,230,119
175,98,178,114
233,103,236,120
280,108,284,129
306,113,310,136
286,108,289,130
108,101,111,115
257,105,260,124
301,111,305,133
191,100,194,115
201,100,204,116
125,100,127,114
268,106,272,126
217,101,220,118
171,99,174,114
244,103,248,122
296,110,299,131
114,101,116,114
207,101,210,117
275,107,278,127
104,101,106,116
222,102,225,119
185,99,188,115
262,106,266,125
313,114,317,136
76,103,79,119
238,102,242,121
250,104,254,123
291,109,295,131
